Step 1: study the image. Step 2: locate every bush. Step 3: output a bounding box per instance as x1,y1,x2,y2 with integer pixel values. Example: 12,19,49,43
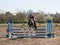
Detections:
36,20,45,23
0,20,4,23
49,32,55,35
13,21,28,23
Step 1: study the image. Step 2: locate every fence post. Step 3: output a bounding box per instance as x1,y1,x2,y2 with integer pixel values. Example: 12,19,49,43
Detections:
8,20,13,38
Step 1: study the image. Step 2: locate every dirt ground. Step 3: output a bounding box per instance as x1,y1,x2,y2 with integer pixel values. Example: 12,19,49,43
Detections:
0,27,60,45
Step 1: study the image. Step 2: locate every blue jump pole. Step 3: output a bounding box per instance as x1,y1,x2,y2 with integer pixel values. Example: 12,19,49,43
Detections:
46,19,53,38
47,20,52,33
8,20,13,38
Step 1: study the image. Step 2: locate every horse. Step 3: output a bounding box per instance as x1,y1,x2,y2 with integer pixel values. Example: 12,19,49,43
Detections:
28,18,37,29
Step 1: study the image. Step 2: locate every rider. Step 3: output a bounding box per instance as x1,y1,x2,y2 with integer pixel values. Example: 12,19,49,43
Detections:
29,14,35,21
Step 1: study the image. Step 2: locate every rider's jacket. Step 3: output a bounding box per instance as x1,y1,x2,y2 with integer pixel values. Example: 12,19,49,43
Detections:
30,15,35,21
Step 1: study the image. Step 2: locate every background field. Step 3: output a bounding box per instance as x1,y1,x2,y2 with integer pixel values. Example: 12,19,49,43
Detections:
0,23,60,45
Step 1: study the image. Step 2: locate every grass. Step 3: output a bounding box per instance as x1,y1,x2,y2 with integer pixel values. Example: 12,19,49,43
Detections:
0,24,60,28
54,26,60,28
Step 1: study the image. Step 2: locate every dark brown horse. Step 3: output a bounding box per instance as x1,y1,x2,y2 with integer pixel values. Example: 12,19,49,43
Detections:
28,18,37,29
